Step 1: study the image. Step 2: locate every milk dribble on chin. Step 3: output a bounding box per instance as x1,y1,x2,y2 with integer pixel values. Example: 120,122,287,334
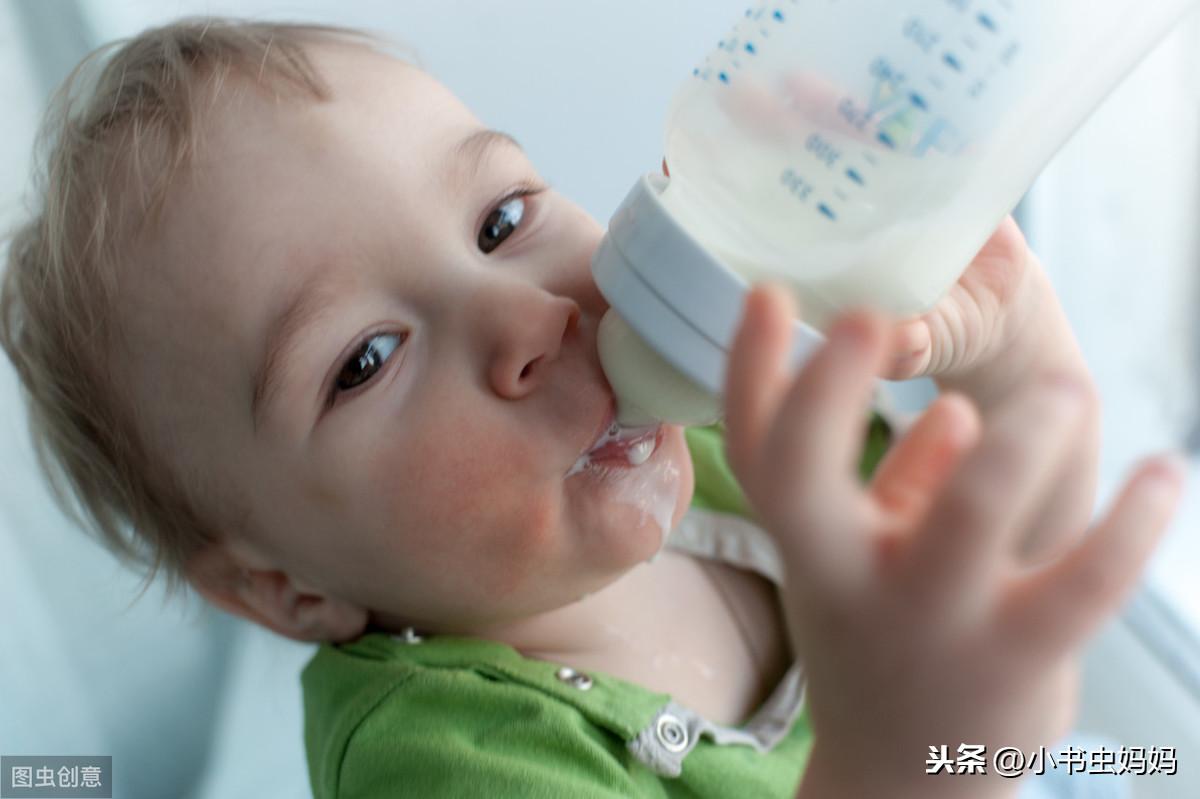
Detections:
617,452,680,562
568,422,681,560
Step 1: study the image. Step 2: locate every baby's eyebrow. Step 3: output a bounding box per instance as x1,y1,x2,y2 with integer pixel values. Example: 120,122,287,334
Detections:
250,127,524,434
447,128,525,192
251,267,341,434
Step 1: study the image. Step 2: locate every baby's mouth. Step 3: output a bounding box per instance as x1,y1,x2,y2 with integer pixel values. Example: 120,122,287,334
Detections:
568,416,665,475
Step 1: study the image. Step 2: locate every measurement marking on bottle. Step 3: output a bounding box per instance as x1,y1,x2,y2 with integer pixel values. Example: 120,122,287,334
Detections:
876,130,897,149
943,52,963,72
977,13,998,32
909,92,929,110
817,203,838,220
845,167,865,185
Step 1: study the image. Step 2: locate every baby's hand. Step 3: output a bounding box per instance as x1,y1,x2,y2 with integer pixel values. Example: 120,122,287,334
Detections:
884,216,1036,386
884,218,1100,564
724,285,1184,799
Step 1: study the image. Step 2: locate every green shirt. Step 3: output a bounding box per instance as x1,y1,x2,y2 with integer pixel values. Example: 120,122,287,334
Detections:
303,419,891,798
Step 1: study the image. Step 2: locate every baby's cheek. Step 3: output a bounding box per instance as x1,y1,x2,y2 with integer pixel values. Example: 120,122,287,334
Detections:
372,425,560,596
448,438,562,596
478,488,560,600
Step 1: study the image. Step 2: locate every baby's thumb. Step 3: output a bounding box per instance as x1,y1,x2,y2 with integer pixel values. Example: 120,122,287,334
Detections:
880,318,932,380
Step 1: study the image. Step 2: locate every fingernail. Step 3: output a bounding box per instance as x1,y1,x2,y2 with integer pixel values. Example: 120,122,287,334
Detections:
753,282,793,311
890,349,924,373
893,320,928,354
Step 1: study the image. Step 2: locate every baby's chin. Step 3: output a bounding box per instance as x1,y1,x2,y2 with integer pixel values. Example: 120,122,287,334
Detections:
663,424,696,517
558,422,693,568
613,424,694,562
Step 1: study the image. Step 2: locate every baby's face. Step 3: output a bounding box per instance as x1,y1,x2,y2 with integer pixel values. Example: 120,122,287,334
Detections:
119,43,694,637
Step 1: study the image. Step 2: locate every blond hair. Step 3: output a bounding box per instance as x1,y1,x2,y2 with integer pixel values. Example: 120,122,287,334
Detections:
0,17,401,604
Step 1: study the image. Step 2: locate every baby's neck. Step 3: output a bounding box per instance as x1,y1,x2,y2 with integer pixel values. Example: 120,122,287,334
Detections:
362,544,676,652
370,548,792,726
486,552,681,662
365,548,686,659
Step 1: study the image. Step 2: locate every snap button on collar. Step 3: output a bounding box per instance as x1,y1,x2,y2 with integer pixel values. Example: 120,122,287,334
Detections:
655,713,689,753
393,627,424,644
555,666,594,691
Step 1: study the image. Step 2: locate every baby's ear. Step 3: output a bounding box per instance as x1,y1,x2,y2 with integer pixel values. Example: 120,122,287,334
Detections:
186,542,368,644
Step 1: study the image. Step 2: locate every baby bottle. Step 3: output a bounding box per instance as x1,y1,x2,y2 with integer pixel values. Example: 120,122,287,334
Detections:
592,0,1198,427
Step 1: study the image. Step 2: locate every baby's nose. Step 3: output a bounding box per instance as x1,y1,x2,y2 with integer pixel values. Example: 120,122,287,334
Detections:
486,291,581,400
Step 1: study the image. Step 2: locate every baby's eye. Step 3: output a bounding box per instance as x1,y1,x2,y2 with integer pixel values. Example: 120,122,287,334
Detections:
477,192,529,254
330,331,407,402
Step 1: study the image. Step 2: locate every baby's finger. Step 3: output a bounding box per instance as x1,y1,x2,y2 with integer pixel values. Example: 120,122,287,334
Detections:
869,392,980,524
880,318,933,381
742,308,890,590
899,376,1089,612
999,455,1184,658
763,308,891,510
1012,393,1100,564
723,284,799,478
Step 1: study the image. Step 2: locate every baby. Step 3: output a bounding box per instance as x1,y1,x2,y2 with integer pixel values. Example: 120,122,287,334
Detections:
0,18,1183,799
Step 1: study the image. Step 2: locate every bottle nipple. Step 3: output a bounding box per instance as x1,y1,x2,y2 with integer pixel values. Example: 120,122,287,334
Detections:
597,310,721,427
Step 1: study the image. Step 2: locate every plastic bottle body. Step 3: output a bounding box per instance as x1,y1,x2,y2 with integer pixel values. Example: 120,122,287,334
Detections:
655,0,1197,327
